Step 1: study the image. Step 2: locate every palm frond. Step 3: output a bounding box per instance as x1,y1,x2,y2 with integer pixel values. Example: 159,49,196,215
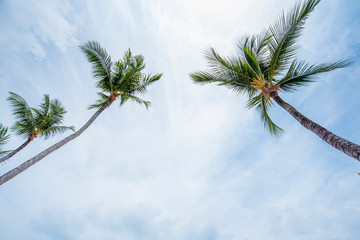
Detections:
49,99,67,122
113,51,161,95
0,123,11,156
0,123,10,146
80,41,113,92
267,0,320,80
237,33,271,80
130,73,163,95
237,32,270,61
89,92,110,110
237,33,267,54
191,48,259,97
112,51,142,93
190,71,222,85
8,92,36,138
111,61,125,89
33,95,56,126
259,97,284,136
277,59,351,92
31,108,42,120
120,94,151,109
207,48,259,85
133,54,146,72
122,48,132,66
190,47,234,84
244,47,262,76
40,125,75,139
39,94,50,117
205,48,230,68
246,94,284,136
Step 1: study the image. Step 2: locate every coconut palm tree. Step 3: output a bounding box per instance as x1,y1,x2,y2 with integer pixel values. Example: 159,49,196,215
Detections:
0,93,74,164
0,41,162,185
191,0,360,161
0,123,11,157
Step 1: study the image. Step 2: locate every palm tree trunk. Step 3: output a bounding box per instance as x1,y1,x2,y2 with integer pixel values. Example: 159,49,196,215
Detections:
270,92,360,161
0,100,112,186
0,139,32,164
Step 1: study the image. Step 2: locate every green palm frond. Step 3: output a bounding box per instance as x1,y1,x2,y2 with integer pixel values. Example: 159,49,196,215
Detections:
80,41,113,92
205,48,252,80
237,33,269,55
120,94,151,109
0,123,11,156
0,124,10,146
277,59,352,92
190,70,221,85
12,123,31,137
246,94,284,136
111,61,125,89
191,69,252,96
122,48,133,66
190,48,232,85
134,55,146,71
8,92,36,138
88,92,110,110
114,65,140,93
38,94,50,118
49,99,67,122
258,97,284,136
243,48,262,76
237,32,270,63
191,48,258,96
267,0,320,80
130,73,163,95
40,125,75,139
109,51,145,93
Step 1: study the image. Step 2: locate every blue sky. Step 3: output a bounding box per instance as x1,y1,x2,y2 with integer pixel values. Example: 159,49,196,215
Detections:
0,0,360,239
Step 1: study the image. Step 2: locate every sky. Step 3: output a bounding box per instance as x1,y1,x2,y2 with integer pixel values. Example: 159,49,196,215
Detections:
0,0,360,239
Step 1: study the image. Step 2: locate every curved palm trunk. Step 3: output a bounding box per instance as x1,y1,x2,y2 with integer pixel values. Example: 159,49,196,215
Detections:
0,100,112,186
0,139,32,164
271,92,360,161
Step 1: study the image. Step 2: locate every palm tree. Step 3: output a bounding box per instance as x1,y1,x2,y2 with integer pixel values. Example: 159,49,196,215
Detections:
0,123,11,157
0,41,162,185
0,93,74,164
191,0,360,161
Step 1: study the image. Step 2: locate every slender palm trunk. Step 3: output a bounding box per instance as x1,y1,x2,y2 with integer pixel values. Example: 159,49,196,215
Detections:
270,92,360,161
0,139,32,164
0,100,112,186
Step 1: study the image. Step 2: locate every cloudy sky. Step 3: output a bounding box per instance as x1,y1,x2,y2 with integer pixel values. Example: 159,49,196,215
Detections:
0,0,360,239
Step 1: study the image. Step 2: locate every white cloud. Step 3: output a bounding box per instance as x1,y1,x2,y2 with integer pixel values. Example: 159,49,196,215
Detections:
0,0,78,58
0,0,360,239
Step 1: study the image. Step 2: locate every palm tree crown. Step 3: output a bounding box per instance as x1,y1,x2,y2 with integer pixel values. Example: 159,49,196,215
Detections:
191,0,350,135
80,41,163,110
8,92,74,140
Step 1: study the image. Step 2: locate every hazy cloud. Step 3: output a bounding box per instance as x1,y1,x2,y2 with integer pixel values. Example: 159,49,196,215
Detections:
0,0,359,239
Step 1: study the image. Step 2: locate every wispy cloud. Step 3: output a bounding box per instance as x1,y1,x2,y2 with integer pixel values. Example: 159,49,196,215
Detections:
0,0,78,58
0,0,359,239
